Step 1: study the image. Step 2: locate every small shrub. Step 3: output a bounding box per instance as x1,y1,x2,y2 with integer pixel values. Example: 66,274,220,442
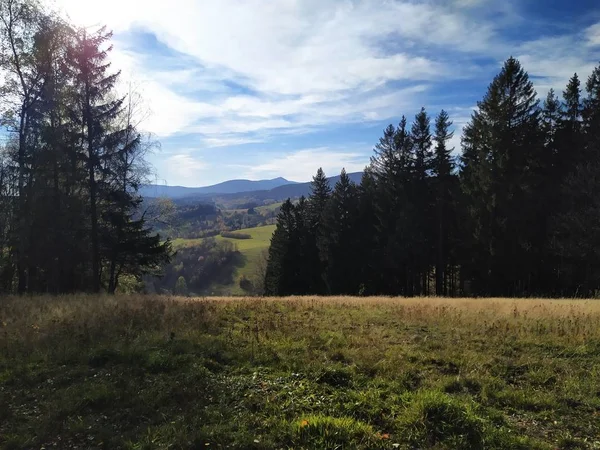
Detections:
239,275,254,292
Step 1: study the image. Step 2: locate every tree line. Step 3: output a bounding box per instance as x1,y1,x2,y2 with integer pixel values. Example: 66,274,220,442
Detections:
0,0,170,294
266,57,600,298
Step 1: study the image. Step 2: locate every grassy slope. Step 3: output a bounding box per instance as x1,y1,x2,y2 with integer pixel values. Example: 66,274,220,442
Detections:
1,296,599,449
172,224,275,295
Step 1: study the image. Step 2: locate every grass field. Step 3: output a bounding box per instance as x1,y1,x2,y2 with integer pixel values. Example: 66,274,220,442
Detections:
1,296,599,449
172,224,275,295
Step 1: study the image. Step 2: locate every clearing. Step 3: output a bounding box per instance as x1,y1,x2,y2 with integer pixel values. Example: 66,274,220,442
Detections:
1,296,599,449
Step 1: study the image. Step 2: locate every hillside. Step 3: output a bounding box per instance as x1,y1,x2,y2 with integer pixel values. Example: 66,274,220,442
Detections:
172,224,275,295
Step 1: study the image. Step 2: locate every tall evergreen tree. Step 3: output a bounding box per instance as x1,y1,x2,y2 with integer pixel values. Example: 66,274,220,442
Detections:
432,110,455,296
460,57,545,296
307,168,331,293
264,199,298,296
410,107,434,294
65,26,124,292
371,117,417,295
355,166,378,294
321,169,360,294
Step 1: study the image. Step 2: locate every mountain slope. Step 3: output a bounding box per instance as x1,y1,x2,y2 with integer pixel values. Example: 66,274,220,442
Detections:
141,177,296,198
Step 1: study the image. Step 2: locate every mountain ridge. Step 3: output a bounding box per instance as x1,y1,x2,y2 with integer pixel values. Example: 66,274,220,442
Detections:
140,177,298,198
142,172,364,203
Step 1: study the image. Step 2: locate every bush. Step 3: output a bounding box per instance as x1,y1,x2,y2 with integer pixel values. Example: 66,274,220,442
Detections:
174,276,188,296
239,275,254,292
220,231,252,240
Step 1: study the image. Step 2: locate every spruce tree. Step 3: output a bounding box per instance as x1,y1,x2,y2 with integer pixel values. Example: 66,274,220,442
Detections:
355,167,378,294
410,108,434,294
321,169,360,294
460,57,545,296
307,168,331,293
65,26,124,292
264,199,296,296
371,118,416,295
432,110,455,296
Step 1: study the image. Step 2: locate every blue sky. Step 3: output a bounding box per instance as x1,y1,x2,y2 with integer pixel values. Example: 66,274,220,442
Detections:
57,0,600,186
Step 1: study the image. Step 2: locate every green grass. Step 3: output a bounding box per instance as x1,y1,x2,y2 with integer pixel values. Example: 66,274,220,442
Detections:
172,225,275,295
1,296,600,449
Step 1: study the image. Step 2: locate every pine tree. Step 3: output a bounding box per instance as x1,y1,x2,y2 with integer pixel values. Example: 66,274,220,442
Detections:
370,118,417,295
264,199,296,296
308,167,331,227
432,110,455,296
355,167,378,294
410,108,434,294
321,169,360,294
460,57,545,296
65,26,124,292
307,168,331,293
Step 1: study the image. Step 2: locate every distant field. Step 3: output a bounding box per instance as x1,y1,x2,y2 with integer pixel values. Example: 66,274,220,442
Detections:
255,202,282,213
222,202,281,216
1,296,599,449
172,224,276,295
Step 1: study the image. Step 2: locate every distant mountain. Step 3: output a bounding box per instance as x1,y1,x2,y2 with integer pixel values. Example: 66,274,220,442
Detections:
140,177,296,198
216,171,364,203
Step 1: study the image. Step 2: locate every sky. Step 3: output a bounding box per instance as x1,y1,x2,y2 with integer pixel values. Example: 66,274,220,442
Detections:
53,0,600,187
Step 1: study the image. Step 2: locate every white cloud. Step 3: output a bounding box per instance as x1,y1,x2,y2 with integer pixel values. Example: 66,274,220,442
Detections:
241,148,368,181
52,0,600,186
160,154,208,186
516,34,600,99
586,23,600,47
54,0,498,139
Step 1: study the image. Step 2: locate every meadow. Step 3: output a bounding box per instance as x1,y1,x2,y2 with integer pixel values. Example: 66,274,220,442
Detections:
1,296,599,449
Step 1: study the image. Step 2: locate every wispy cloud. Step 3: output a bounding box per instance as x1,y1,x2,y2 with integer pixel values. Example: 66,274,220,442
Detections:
54,0,600,186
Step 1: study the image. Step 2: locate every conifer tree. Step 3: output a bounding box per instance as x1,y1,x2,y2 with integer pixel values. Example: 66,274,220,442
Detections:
321,169,360,294
460,57,545,296
371,118,417,294
410,107,434,294
432,110,455,296
264,199,297,296
307,168,331,293
65,26,124,292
